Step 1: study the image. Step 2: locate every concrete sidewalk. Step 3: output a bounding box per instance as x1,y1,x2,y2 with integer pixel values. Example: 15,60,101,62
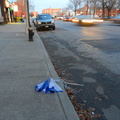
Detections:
0,23,79,120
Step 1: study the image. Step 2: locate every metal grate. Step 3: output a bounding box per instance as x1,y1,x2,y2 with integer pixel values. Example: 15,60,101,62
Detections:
41,22,51,24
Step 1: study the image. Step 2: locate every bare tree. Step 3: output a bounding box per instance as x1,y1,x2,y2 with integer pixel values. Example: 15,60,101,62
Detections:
115,0,120,9
83,0,92,14
90,0,100,16
29,0,35,11
78,0,83,8
77,0,83,13
118,0,120,7
105,0,116,18
102,0,105,19
68,0,80,15
68,0,118,18
99,0,117,18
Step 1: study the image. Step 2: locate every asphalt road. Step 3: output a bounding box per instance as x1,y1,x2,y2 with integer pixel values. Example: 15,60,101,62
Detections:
38,20,120,120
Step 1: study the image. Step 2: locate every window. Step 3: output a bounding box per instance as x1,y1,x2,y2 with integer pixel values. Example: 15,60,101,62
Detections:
38,15,52,20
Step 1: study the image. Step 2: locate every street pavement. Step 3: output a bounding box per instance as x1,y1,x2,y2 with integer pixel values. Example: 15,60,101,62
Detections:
0,23,79,120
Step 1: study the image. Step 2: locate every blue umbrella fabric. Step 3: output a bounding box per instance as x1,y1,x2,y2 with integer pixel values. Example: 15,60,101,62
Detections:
35,78,63,93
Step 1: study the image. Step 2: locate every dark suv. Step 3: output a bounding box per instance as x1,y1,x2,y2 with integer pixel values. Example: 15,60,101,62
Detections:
35,14,55,30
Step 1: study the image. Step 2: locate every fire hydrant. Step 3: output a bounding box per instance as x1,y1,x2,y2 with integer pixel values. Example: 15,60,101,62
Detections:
28,27,34,41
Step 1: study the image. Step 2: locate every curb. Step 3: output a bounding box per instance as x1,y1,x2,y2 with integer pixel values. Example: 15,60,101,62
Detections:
33,28,80,120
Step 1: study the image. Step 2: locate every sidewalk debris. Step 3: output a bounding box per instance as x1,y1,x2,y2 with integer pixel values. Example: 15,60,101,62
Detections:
35,78,63,93
64,82,84,87
66,88,101,120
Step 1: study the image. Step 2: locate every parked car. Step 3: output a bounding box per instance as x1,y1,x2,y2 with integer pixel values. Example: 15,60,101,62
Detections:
57,16,63,20
77,15,103,25
112,14,120,24
63,17,70,21
69,17,74,22
34,14,55,30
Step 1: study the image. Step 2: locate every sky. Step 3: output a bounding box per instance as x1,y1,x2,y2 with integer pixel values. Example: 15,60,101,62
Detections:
33,0,69,13
9,0,70,13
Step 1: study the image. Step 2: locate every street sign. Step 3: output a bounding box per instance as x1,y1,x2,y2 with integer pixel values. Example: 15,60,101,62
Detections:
13,5,18,12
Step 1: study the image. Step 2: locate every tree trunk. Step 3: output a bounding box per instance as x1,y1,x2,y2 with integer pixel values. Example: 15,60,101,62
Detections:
108,10,110,18
102,0,105,19
75,8,76,15
93,6,96,17
86,0,89,15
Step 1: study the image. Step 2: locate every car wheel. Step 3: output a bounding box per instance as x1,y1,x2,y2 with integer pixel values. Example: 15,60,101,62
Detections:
36,27,40,31
52,26,55,30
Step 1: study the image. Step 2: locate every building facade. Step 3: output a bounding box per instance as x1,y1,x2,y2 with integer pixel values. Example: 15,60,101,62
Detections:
13,1,26,18
31,11,38,17
96,9,120,17
77,5,89,15
42,8,61,16
0,0,15,24
78,5,120,17
5,0,14,22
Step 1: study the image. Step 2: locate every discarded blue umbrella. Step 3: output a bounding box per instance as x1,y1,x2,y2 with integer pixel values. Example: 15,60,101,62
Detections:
35,78,63,93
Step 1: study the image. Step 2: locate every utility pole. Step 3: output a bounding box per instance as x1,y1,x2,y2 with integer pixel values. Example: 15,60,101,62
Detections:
25,0,34,41
25,0,30,34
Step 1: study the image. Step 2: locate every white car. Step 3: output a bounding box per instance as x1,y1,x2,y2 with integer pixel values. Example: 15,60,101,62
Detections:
77,15,103,25
71,15,80,23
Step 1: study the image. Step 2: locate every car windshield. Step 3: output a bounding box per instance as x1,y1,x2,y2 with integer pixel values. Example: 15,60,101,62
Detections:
37,15,52,20
77,15,90,19
77,15,99,19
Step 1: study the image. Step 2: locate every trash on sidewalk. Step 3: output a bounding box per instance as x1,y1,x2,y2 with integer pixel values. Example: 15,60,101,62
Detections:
35,78,63,93
64,82,84,87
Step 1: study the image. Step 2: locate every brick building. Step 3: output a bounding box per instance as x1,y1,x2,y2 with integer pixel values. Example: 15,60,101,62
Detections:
76,5,89,15
13,1,26,18
31,11,38,17
96,9,120,17
76,5,120,17
42,8,61,16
